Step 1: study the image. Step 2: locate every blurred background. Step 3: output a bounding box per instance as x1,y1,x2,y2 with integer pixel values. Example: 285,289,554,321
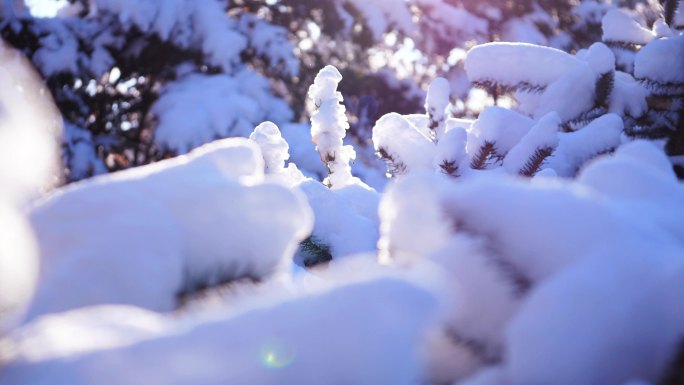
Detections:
0,0,666,182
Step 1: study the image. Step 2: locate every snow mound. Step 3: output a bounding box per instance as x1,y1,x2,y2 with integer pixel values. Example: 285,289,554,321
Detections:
26,138,313,320
2,278,438,385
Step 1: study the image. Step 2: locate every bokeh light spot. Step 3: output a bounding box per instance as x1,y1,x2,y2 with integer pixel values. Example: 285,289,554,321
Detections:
260,339,296,370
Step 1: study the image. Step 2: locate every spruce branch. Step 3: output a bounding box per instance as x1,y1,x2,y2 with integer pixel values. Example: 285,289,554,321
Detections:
470,141,496,170
637,77,684,97
561,108,607,132
439,160,460,177
176,266,260,307
377,147,407,177
662,0,680,26
298,236,333,268
472,79,546,94
594,71,615,108
519,146,554,177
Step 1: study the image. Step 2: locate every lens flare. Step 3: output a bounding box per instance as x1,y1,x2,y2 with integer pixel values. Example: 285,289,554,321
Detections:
260,339,296,369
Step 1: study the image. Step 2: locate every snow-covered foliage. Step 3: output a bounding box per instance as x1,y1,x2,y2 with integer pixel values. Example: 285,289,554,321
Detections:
308,65,357,188
0,0,299,179
2,2,684,385
153,71,293,154
26,138,313,320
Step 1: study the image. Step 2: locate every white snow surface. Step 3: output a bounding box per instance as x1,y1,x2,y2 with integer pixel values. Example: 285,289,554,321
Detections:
378,151,684,383
2,277,438,385
465,43,579,88
467,106,535,161
434,127,468,176
503,112,560,175
308,65,357,188
249,121,290,174
25,138,313,320
372,113,436,176
634,34,684,85
602,9,655,45
547,114,623,177
609,71,648,117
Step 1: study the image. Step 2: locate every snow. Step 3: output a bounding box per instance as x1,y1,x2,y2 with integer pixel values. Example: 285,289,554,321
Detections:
465,43,579,89
376,149,684,384
547,114,623,177
92,0,247,72
297,180,378,259
533,62,596,122
377,173,454,264
308,65,357,188
237,14,299,77
578,141,684,242
634,34,684,88
249,121,290,174
153,71,293,154
503,112,560,175
602,9,655,45
2,277,438,385
62,123,107,182
434,127,468,176
582,42,616,75
2,305,168,362
425,77,450,140
2,4,684,384
31,20,80,77
372,113,436,176
467,106,535,163
506,252,684,385
609,71,648,117
25,138,313,320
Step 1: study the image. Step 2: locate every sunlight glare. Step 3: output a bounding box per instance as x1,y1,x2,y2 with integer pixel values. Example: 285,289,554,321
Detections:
25,0,69,17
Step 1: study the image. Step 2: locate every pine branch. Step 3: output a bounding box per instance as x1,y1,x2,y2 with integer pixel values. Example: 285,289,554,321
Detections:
662,0,680,26
299,236,333,268
519,146,554,177
377,147,407,176
561,108,607,132
176,267,260,307
439,160,460,177
471,79,546,94
470,141,496,170
594,71,615,108
637,77,684,97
